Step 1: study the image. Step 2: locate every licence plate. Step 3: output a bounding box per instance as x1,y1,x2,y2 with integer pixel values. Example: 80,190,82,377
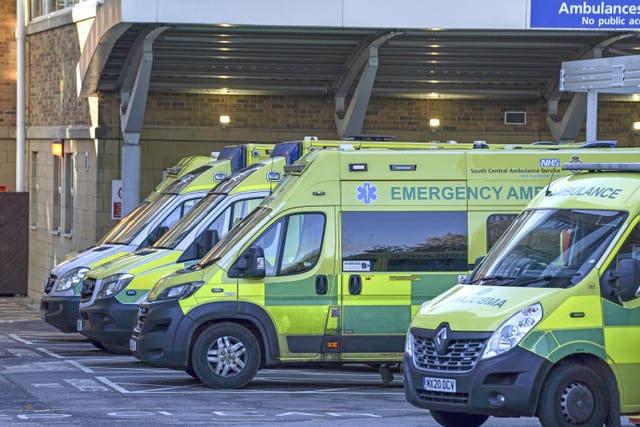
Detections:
76,319,83,332
423,376,456,393
129,339,137,352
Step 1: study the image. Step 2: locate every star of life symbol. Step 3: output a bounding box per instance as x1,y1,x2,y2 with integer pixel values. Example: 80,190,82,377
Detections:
435,326,449,356
356,182,378,205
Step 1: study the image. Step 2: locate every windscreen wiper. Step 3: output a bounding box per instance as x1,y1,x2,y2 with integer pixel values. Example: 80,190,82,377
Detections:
465,275,519,285
508,273,579,288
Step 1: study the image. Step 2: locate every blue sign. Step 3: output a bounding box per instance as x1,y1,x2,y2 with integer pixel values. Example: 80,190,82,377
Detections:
531,0,640,29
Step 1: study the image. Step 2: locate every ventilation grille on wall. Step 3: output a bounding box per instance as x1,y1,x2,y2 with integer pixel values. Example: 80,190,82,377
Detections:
504,111,526,125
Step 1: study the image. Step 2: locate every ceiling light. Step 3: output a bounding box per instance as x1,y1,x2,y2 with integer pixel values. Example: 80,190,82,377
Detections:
633,121,640,131
429,118,441,128
219,115,231,126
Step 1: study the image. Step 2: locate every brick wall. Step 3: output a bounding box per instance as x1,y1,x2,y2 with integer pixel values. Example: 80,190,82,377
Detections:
0,0,16,191
27,26,92,126
0,0,16,127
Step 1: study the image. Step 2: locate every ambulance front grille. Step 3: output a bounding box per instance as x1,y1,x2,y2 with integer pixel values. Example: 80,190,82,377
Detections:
416,389,469,405
80,278,96,302
412,335,486,372
44,275,57,293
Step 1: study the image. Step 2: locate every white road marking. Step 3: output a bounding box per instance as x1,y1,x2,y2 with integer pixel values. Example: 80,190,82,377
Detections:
95,376,131,394
65,379,109,392
36,347,64,358
8,333,32,344
66,360,94,373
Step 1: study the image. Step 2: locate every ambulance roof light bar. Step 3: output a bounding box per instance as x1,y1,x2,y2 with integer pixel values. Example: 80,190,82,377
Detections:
562,162,640,172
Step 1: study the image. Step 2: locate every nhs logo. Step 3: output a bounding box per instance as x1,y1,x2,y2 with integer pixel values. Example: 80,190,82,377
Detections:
540,158,560,168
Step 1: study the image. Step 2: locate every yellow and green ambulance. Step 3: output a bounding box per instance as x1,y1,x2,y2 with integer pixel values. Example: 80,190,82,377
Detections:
404,162,640,427
75,139,473,353
76,157,285,353
130,146,638,389
41,143,273,335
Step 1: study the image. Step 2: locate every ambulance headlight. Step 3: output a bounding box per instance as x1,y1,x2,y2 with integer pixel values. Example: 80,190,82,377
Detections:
153,281,204,301
404,331,413,357
481,302,543,359
97,274,134,299
56,267,90,291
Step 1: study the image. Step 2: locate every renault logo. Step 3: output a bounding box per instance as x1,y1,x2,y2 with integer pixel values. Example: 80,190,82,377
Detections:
435,326,449,356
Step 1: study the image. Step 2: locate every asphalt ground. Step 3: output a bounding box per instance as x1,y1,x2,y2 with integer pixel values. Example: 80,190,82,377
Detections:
0,297,637,427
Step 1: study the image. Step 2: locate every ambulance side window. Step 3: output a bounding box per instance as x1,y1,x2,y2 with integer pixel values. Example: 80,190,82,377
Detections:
602,221,640,302
180,205,231,262
252,219,284,277
486,214,518,251
231,198,263,227
280,214,325,275
238,212,325,277
142,197,199,247
341,211,468,272
612,223,640,265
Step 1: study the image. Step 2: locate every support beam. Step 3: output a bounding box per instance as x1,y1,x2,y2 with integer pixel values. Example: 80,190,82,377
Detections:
119,27,167,215
586,90,598,142
546,93,586,142
560,53,640,143
334,32,400,139
16,0,26,192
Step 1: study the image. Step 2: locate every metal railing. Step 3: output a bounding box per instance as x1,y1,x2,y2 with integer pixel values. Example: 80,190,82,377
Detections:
30,0,89,20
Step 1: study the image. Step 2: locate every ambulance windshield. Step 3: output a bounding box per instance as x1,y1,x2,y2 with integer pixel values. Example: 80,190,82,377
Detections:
469,208,627,288
100,194,174,245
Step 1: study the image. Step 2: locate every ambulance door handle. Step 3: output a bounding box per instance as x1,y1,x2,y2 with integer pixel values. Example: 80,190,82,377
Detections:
348,275,362,295
315,275,328,295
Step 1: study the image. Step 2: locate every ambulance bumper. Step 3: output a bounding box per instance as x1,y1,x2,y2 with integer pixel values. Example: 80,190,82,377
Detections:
403,346,552,417
78,298,138,346
130,300,190,369
40,296,80,333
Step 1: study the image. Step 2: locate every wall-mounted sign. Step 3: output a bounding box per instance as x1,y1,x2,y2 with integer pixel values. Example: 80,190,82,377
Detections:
112,180,122,220
531,0,640,29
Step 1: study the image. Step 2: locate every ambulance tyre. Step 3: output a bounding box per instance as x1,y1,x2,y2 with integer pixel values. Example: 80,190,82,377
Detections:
538,364,608,427
185,366,197,379
191,322,261,389
429,410,488,427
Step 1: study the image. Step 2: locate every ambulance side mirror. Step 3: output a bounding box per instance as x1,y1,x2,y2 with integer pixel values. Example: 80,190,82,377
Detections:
231,246,266,279
607,258,640,302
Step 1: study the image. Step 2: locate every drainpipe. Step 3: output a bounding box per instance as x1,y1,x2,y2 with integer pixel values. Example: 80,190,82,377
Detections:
15,0,26,192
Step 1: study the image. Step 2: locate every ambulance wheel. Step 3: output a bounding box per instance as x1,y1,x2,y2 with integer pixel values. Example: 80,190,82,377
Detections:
185,366,197,379
538,364,607,427
191,322,260,389
430,410,488,427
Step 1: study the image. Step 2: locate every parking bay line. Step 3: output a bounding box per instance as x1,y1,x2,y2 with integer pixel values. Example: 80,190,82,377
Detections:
93,375,403,395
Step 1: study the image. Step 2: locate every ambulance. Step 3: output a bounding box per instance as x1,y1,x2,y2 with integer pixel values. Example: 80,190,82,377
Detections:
40,143,273,335
76,139,480,353
403,162,640,427
129,146,637,389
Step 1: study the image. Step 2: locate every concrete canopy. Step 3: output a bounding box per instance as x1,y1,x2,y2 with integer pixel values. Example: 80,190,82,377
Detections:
77,0,640,102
